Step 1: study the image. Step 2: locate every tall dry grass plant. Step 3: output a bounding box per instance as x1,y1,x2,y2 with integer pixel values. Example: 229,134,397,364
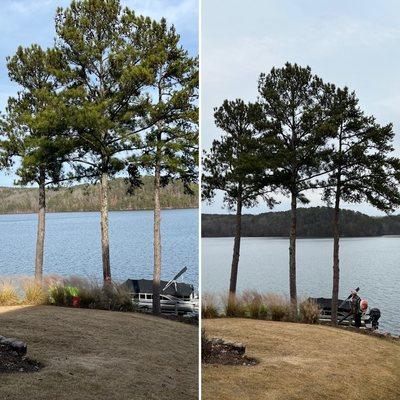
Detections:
22,281,48,305
202,293,219,318
299,298,321,324
0,280,20,305
262,293,292,321
220,293,246,317
241,290,267,319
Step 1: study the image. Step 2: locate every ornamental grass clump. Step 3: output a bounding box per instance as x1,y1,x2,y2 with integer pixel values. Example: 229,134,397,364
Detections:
263,293,291,321
202,293,219,318
241,290,266,319
221,293,246,317
0,281,20,305
22,281,48,305
99,282,135,312
48,285,67,306
299,298,321,324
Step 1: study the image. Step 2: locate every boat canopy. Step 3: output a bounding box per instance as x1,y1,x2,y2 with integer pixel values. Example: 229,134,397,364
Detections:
123,279,194,297
309,297,351,313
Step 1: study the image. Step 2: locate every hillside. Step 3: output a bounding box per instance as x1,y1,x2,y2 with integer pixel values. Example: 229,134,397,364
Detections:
202,207,400,237
0,177,198,214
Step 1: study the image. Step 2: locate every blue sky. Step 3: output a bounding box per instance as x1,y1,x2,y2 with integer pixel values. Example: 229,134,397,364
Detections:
201,0,400,216
0,0,198,186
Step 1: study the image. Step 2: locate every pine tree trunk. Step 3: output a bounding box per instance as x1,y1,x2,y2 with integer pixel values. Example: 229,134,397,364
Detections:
152,161,162,315
228,192,243,311
332,127,343,325
100,171,111,284
35,168,46,285
331,189,341,324
289,191,297,312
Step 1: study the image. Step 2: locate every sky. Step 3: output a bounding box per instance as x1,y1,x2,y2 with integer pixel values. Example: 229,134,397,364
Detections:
0,0,198,186
201,0,400,216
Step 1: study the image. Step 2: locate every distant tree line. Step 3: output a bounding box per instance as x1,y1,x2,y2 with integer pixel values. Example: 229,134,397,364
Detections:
203,63,400,323
0,177,197,214
202,207,400,238
0,0,198,315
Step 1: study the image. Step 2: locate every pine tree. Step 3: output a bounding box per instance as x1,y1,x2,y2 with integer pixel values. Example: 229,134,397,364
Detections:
257,63,332,309
54,0,156,283
131,18,198,314
2,44,71,284
203,99,275,312
321,86,400,323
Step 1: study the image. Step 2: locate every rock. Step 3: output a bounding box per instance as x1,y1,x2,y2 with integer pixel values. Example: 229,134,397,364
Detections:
12,341,27,356
0,336,27,356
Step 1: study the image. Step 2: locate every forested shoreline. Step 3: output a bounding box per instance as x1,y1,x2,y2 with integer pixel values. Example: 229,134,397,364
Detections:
202,207,400,238
0,177,198,214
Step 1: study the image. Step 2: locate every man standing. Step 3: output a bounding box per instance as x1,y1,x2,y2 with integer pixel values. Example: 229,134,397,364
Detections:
350,289,362,328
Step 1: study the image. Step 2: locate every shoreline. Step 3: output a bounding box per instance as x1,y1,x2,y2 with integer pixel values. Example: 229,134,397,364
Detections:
202,234,400,239
0,206,198,216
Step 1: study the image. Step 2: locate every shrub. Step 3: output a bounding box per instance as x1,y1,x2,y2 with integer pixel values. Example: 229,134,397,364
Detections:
47,278,135,312
202,293,219,318
64,285,80,306
22,281,48,305
263,293,291,321
0,281,20,305
241,290,266,319
299,298,320,324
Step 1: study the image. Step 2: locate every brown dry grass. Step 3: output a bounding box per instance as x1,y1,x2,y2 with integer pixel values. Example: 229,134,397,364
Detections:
0,305,198,400
202,318,400,400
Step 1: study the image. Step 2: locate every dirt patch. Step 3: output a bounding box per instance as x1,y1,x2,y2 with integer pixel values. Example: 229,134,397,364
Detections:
0,346,42,373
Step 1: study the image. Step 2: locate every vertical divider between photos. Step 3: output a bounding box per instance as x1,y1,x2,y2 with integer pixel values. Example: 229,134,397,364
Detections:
198,0,202,397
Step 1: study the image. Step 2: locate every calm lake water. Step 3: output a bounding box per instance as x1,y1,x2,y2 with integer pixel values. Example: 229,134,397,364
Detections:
202,236,400,335
0,209,198,287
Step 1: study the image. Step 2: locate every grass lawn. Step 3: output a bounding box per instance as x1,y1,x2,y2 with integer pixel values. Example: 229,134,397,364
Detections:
0,305,198,400
202,318,400,400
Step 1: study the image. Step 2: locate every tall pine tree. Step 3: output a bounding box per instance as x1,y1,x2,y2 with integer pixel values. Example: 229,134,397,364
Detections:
321,85,400,323
131,18,198,314
203,99,275,312
3,44,71,283
257,63,332,309
54,0,156,283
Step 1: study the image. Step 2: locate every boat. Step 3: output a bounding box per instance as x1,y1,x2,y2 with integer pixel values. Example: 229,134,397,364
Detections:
122,267,198,315
310,295,381,329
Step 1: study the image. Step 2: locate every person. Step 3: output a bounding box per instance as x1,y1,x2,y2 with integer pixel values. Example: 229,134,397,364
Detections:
350,289,362,328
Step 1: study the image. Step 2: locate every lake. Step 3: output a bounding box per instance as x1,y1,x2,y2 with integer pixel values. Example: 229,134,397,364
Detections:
202,236,400,335
0,209,198,287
